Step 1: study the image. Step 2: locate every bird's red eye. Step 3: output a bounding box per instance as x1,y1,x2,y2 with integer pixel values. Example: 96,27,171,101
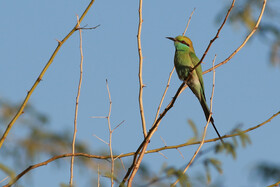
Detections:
181,41,190,47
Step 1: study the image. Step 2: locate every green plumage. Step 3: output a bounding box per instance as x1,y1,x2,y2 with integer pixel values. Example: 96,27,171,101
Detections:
167,36,224,144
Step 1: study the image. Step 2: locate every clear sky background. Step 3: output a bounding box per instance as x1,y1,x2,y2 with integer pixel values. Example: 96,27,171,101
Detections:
1,0,280,186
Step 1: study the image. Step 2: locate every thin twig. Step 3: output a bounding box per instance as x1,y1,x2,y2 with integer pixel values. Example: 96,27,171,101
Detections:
91,116,107,119
172,55,217,186
0,176,9,184
0,0,96,149
119,158,127,172
203,0,267,74
4,153,109,187
113,153,124,161
93,134,108,145
105,80,114,187
97,164,100,187
70,15,84,186
158,151,168,159
183,8,196,36
176,148,184,159
112,120,125,133
160,136,167,146
153,67,175,125
6,110,280,187
137,0,147,138
76,24,100,30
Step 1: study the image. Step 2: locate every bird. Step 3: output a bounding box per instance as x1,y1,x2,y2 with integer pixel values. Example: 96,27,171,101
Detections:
166,35,224,145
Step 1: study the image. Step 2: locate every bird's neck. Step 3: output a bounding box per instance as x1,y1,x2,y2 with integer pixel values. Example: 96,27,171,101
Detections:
174,42,190,52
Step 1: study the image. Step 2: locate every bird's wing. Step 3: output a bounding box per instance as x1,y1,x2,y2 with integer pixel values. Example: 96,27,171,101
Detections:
190,52,206,100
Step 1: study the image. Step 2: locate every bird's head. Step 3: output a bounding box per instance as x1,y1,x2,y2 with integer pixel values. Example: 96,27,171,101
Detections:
166,35,195,52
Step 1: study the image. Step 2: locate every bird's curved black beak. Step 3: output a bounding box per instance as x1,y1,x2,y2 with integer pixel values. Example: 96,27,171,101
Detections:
166,37,175,41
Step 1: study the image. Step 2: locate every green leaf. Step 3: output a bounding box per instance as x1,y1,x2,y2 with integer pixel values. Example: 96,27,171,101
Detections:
236,129,251,147
165,167,190,187
203,159,211,184
188,119,198,140
209,158,223,174
215,142,237,159
225,143,237,159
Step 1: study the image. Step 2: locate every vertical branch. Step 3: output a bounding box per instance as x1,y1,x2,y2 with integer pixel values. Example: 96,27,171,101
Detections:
137,0,147,138
97,164,100,187
70,15,84,186
171,55,217,186
0,0,96,150
106,80,114,187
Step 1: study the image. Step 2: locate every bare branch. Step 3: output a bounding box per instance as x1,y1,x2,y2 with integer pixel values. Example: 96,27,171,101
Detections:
153,67,175,124
97,164,100,187
105,80,115,187
158,151,168,159
0,0,97,149
176,148,184,159
160,136,167,147
76,24,100,30
0,176,9,184
91,116,107,119
6,110,279,187
112,120,125,133
119,158,127,172
70,14,84,186
93,134,108,145
137,0,147,138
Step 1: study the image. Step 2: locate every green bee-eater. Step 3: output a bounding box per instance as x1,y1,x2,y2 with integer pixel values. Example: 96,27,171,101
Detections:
167,35,224,144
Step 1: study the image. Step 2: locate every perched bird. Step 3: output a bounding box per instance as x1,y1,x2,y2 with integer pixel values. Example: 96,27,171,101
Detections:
167,35,224,144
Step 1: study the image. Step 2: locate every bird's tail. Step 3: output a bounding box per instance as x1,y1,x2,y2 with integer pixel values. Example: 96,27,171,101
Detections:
200,98,225,145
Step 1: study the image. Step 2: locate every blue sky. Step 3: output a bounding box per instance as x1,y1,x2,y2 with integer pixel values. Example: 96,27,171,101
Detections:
1,0,280,186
